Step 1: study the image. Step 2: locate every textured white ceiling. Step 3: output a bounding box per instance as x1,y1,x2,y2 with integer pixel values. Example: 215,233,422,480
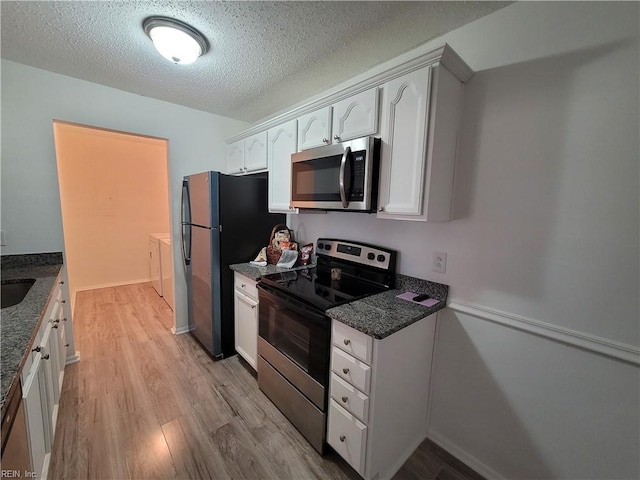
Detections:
1,1,509,122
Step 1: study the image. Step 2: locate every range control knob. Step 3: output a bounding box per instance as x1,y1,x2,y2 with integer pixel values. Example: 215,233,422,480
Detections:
377,254,386,262
324,244,331,250
317,242,324,250
367,252,375,260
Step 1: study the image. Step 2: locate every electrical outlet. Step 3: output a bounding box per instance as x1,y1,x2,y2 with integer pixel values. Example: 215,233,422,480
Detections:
0,230,5,246
432,251,447,273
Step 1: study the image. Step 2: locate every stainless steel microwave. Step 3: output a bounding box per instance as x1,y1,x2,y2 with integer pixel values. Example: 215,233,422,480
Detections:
290,136,380,212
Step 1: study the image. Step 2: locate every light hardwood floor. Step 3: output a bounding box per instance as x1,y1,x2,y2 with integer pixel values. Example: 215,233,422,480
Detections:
49,283,483,480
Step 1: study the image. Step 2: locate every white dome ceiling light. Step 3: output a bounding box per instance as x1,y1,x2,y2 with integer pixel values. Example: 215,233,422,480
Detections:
143,16,209,65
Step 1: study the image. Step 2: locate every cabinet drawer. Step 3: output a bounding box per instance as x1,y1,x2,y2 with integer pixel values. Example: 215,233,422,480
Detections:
234,273,257,300
328,399,367,475
330,373,369,423
332,321,372,364
331,347,371,394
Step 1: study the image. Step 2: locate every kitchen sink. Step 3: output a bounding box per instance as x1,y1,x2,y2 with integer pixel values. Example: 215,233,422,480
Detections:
1,279,36,309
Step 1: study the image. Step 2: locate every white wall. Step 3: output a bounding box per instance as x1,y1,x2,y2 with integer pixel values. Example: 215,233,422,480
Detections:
291,2,639,478
1,60,248,332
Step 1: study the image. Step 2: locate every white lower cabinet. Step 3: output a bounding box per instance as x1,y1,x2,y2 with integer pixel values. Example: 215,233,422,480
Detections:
21,272,72,480
22,353,48,478
233,272,259,370
328,315,438,480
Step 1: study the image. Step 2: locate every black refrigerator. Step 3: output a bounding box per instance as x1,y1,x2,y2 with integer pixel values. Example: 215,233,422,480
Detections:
180,171,285,358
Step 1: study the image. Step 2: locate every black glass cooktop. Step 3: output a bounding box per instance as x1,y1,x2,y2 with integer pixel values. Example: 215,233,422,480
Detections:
259,259,391,311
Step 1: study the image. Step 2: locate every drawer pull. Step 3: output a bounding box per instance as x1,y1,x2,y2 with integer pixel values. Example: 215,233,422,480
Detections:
343,339,351,346
339,435,346,442
60,300,66,304
341,396,348,403
65,344,70,348
42,354,50,360
342,368,349,375
32,346,41,353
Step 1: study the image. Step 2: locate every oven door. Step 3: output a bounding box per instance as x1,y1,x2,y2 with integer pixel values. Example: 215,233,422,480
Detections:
257,283,330,403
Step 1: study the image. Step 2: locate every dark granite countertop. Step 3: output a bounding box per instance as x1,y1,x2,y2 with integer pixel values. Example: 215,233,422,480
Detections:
229,260,316,281
326,274,449,339
1,254,63,412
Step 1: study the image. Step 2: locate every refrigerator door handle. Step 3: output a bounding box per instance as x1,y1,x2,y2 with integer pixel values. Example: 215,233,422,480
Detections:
181,180,192,266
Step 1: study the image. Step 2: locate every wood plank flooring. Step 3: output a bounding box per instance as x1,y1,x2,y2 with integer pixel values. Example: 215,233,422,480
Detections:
49,282,483,480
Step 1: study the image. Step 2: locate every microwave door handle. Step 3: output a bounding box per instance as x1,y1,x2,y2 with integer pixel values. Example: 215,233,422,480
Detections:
339,146,351,208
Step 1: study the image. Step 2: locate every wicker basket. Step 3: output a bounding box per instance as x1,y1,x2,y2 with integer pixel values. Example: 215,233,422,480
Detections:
266,224,295,264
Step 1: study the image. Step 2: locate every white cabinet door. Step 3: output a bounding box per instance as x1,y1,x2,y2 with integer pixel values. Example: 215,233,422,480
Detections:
244,131,268,173
267,120,298,214
58,266,77,363
377,66,432,218
22,356,48,479
39,324,57,447
227,140,244,175
297,106,332,151
378,64,463,222
234,288,258,370
332,87,379,143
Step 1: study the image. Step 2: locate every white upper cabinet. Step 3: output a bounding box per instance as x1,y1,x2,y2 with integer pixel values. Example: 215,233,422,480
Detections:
267,120,298,214
244,132,268,173
226,140,244,175
297,87,380,151
227,132,268,175
332,87,379,143
377,63,464,221
297,106,332,151
225,45,471,218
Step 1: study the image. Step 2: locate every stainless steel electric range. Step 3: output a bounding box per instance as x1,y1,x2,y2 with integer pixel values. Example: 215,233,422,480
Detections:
256,238,397,453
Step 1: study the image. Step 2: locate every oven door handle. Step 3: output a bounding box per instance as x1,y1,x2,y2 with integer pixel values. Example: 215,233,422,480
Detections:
257,283,329,327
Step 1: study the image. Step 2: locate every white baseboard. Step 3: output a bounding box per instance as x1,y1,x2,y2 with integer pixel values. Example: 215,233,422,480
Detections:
427,430,505,480
448,300,640,365
74,278,151,292
172,325,191,335
65,352,80,365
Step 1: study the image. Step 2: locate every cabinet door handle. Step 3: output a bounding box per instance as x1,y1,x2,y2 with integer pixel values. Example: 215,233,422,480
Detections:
65,344,70,348
341,396,348,403
342,368,349,375
59,281,65,285
339,435,346,442
32,346,41,353
322,138,329,144
241,284,246,288
42,354,50,360
333,135,340,141
378,207,384,212
343,339,350,346
53,324,59,329
60,300,66,304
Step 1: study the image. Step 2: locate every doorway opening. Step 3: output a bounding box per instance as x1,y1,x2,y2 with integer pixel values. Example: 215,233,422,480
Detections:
53,121,175,327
